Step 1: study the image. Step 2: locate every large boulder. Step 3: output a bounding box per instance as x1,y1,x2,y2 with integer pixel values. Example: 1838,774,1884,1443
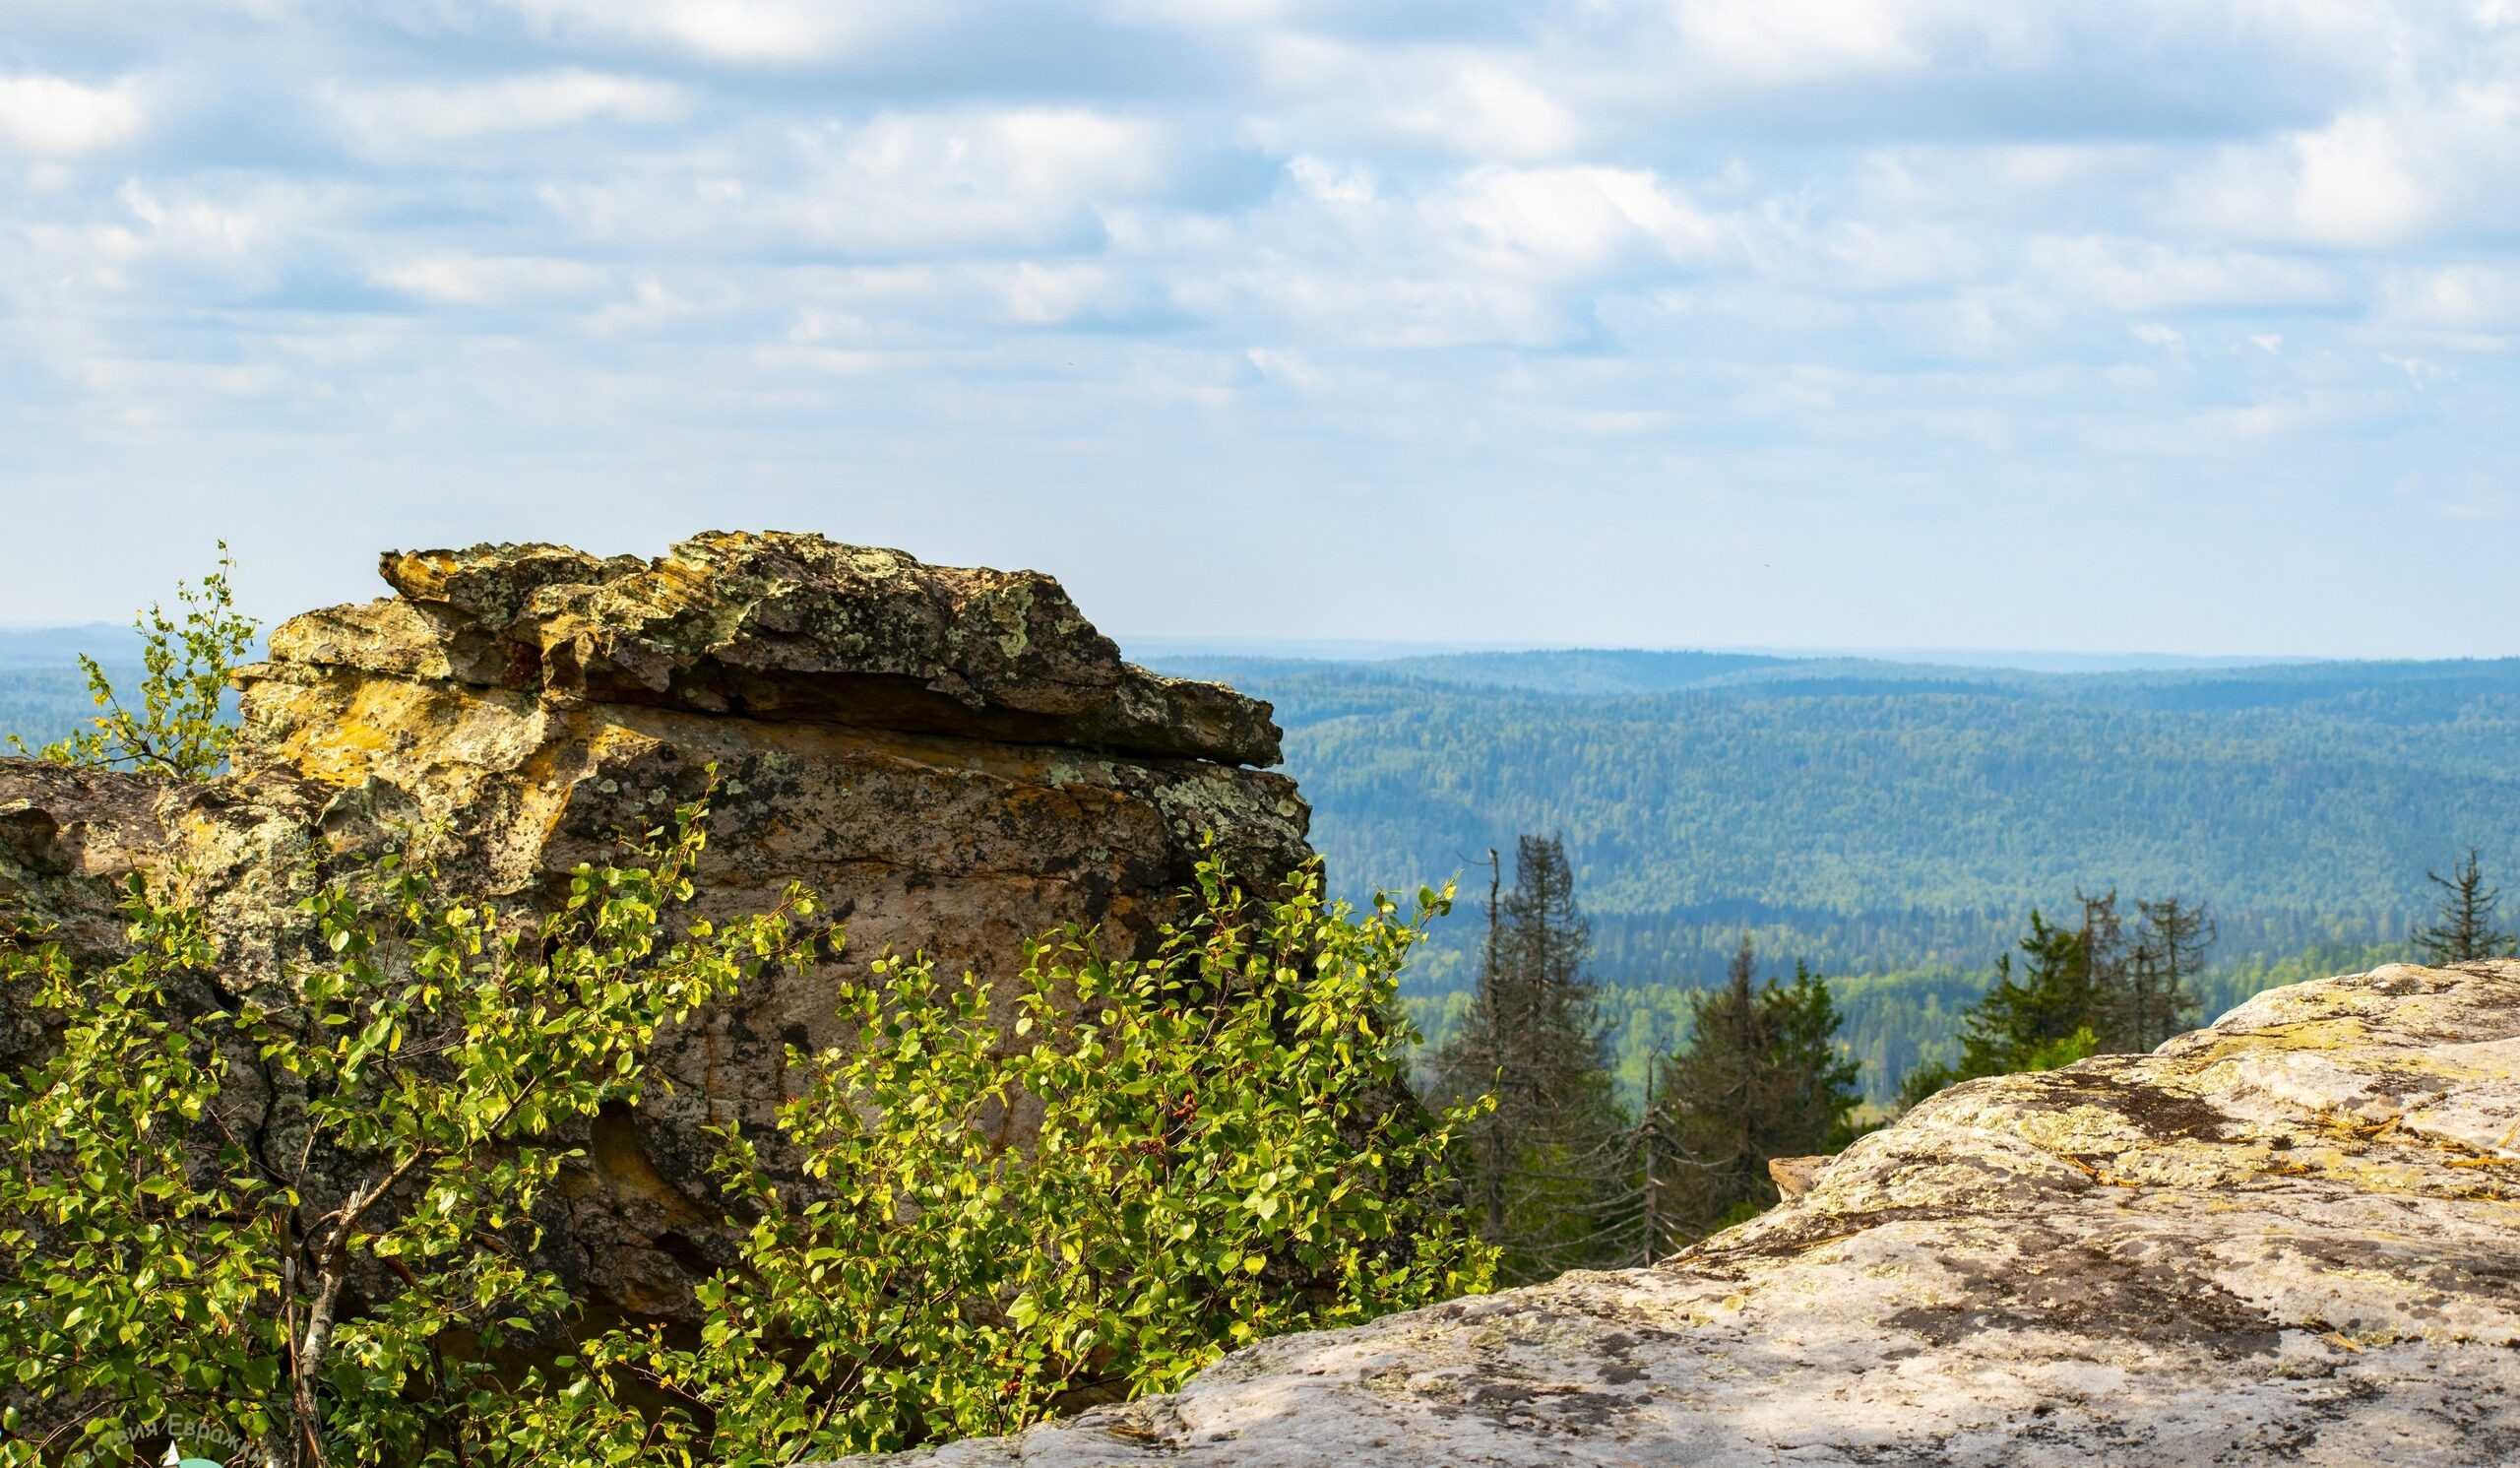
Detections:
1,532,1311,1320
835,961,2520,1467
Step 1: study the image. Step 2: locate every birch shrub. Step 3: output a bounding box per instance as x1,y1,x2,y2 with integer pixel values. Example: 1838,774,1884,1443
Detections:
7,543,256,780
0,789,815,1467
562,853,1492,1463
0,822,1488,1466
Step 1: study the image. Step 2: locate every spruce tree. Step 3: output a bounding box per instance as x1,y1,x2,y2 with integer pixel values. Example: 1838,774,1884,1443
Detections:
2078,888,2129,1046
1956,910,2091,1076
1495,834,1606,1115
1902,892,2217,1111
2124,897,2213,1050
1769,959,1865,1152
1899,908,2100,1111
2416,849,2515,964
1429,834,1625,1282
1650,939,1862,1242
1655,938,1768,1239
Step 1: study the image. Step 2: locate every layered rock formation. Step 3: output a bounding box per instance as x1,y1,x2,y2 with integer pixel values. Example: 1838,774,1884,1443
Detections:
0,532,1309,1318
838,960,2520,1467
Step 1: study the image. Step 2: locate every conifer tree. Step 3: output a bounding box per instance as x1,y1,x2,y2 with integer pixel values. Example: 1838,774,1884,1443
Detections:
2078,888,2128,1044
1649,939,1861,1241
1769,959,1865,1150
1956,909,2091,1076
1897,909,2095,1111
1429,834,1625,1282
2416,849,2515,964
2124,897,2213,1050
1495,834,1607,1119
1900,892,2215,1111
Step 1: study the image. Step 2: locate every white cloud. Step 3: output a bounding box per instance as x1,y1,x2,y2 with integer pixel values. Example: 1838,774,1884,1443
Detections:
1243,347,1326,392
486,0,930,64
2379,263,2520,332
2163,87,2520,251
1434,165,1729,281
1166,159,1743,348
2285,114,2437,247
1984,144,2161,192
1567,408,1677,434
537,108,1174,255
1376,61,1584,160
370,253,609,306
9,0,2520,655
0,72,150,157
1240,36,1590,161
582,276,710,338
990,262,1125,326
1176,262,1570,348
321,69,689,152
1663,0,1949,89
2027,236,2347,312
1768,219,1985,293
2380,352,2441,386
1097,0,1304,27
69,178,348,284
1286,156,1375,206
2187,387,2403,441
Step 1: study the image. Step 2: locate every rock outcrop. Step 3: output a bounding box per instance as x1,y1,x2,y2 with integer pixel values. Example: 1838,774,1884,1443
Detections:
0,532,1310,1320
835,961,2520,1467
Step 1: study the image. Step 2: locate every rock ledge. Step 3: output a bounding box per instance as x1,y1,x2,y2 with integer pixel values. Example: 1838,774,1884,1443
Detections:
242,531,1281,765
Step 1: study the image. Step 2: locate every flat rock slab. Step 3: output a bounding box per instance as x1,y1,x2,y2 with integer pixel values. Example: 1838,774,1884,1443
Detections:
247,532,1283,765
834,961,2520,1467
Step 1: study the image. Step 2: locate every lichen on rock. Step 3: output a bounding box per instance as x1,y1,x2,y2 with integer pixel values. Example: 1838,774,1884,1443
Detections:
826,961,2520,1467
245,531,1285,764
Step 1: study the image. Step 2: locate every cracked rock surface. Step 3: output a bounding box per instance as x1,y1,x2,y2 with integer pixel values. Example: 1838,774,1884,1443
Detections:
833,961,2520,1467
1,532,1309,1322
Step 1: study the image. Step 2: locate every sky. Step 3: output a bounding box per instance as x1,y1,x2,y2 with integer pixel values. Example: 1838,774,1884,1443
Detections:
2,2,2517,657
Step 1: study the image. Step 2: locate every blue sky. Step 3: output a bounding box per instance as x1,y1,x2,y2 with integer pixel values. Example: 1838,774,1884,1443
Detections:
2,1,2516,656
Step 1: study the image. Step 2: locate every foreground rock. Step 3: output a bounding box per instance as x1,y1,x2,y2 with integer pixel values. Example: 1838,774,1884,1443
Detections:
837,961,2520,1466
2,532,1309,1320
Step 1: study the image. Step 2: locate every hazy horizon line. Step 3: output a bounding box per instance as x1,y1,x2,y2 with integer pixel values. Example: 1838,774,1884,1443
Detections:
1117,635,2390,669
2,620,2495,670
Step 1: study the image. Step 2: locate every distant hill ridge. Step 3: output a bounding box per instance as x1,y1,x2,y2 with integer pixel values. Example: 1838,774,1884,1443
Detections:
0,623,142,670
1166,643,2512,698
1119,635,2327,677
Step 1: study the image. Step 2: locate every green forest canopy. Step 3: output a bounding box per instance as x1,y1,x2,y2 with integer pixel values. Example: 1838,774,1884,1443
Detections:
1144,648,2518,1102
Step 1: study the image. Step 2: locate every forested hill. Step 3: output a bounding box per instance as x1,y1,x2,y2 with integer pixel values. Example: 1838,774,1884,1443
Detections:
1142,647,2520,999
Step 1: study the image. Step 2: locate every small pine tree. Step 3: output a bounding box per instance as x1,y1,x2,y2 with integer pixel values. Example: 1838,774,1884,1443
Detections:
1956,910,2091,1077
1902,892,2217,1111
2416,850,2515,965
1650,939,1862,1241
1428,834,1625,1283
1656,937,1769,1237
2123,896,2213,1050
2077,888,2129,1047
1768,959,1865,1153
